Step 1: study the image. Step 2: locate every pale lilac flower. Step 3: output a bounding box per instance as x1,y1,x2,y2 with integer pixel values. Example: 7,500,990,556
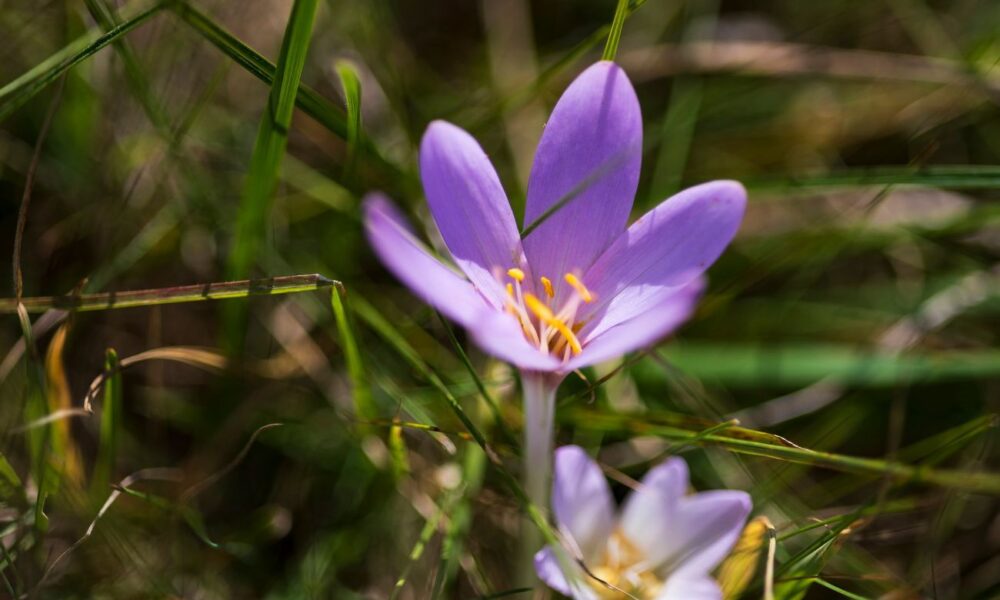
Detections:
535,446,752,599
363,61,746,376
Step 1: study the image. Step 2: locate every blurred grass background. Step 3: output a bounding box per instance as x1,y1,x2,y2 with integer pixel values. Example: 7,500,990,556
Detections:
1,0,999,597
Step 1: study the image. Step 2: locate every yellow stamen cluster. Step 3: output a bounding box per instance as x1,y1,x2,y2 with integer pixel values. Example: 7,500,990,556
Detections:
502,267,594,360
589,529,664,599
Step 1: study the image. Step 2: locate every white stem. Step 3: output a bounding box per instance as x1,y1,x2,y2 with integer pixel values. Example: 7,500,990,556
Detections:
519,369,559,585
522,370,557,509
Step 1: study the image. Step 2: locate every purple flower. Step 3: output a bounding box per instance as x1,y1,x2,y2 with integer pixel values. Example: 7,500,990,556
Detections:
364,61,745,374
535,446,752,599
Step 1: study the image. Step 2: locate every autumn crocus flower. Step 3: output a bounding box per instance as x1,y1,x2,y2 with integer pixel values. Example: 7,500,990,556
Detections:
363,61,745,521
535,446,752,599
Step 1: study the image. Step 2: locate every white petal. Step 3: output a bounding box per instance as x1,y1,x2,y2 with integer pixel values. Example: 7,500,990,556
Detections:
656,574,723,600
619,457,689,565
552,446,616,563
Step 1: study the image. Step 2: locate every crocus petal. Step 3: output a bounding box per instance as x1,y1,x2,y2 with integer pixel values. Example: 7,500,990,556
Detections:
535,547,601,600
618,457,689,565
582,180,746,329
656,575,723,600
524,61,642,299
420,120,523,307
552,445,616,563
534,547,572,596
363,194,489,326
666,491,753,577
467,309,561,372
564,279,704,371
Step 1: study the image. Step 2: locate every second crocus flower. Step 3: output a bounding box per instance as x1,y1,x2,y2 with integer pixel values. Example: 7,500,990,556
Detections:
536,446,752,599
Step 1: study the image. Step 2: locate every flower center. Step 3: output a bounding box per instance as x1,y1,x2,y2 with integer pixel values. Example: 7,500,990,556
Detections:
589,530,664,599
503,267,593,361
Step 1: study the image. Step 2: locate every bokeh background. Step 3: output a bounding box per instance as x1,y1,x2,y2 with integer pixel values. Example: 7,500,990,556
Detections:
1,0,999,597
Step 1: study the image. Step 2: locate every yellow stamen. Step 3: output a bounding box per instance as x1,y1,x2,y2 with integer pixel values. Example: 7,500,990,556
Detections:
506,283,514,297
507,268,525,282
540,276,554,298
551,320,582,355
523,293,554,322
564,273,593,303
524,293,582,355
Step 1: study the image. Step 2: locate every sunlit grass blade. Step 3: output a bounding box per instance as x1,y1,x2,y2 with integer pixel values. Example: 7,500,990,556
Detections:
430,446,487,597
0,274,338,313
90,349,122,501
0,1,164,123
331,289,378,422
601,0,630,61
335,60,362,180
564,409,1000,494
436,311,518,450
389,488,456,600
225,0,319,282
349,295,569,563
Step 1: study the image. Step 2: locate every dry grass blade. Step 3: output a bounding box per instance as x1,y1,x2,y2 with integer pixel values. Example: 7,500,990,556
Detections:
180,423,285,502
11,408,91,434
82,346,303,411
620,41,1000,92
34,467,183,592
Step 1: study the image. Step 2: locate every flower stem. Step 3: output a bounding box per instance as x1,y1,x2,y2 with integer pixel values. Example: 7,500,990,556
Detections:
519,370,558,584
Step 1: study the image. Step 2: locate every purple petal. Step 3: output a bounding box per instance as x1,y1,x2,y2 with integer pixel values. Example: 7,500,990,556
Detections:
535,547,601,600
467,309,561,372
582,180,746,329
565,279,704,371
667,491,752,577
363,194,490,326
619,458,750,577
657,575,723,600
534,547,572,596
420,120,523,307
524,61,642,299
618,457,689,566
364,194,559,372
552,445,615,563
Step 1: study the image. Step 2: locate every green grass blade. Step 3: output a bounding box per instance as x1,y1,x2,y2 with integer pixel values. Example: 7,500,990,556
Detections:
331,289,378,422
601,0,630,61
565,409,1000,494
335,60,362,180
226,0,320,282
82,0,170,132
0,274,338,313
350,295,577,585
0,453,23,505
640,343,1000,388
169,2,415,194
0,2,164,123
436,312,519,451
90,349,122,501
